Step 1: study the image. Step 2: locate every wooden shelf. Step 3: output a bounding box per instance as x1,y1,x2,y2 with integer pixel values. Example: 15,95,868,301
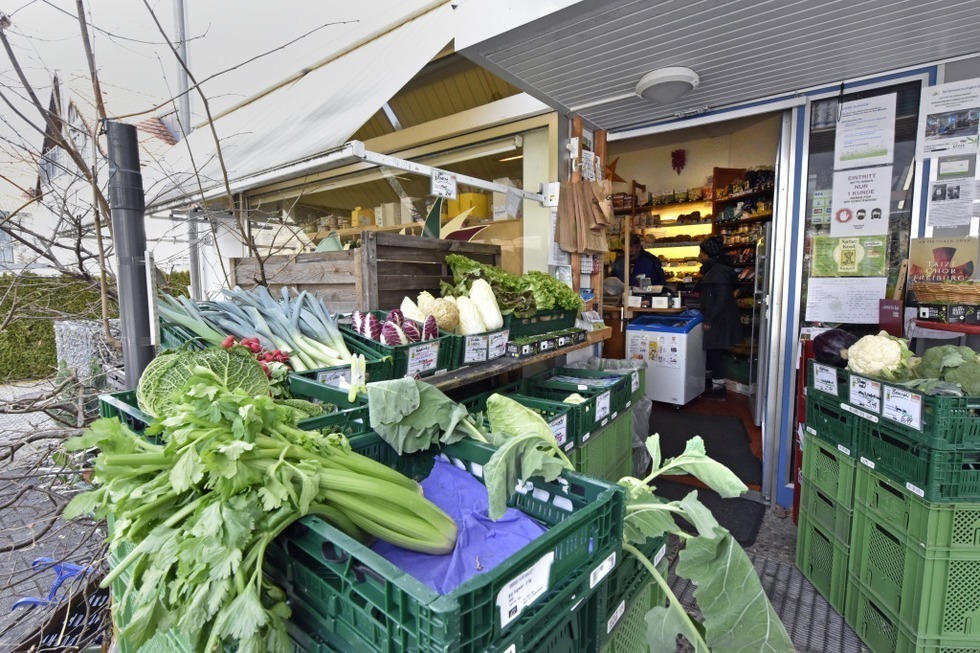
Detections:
641,220,713,231
424,334,608,392
647,241,701,248
614,199,711,216
715,213,773,228
316,218,521,240
713,187,775,203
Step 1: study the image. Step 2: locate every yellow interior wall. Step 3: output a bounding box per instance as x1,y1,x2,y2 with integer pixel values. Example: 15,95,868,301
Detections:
607,113,781,197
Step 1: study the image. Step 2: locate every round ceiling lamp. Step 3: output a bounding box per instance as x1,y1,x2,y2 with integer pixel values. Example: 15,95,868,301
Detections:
635,66,700,104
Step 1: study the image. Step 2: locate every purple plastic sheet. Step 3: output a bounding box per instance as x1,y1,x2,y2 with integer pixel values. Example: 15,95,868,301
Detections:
371,458,547,594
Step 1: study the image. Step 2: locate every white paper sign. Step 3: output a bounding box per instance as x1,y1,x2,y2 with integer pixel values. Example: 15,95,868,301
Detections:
589,551,617,588
488,330,509,359
834,94,897,169
463,334,489,364
882,385,923,431
406,341,439,377
496,552,554,628
805,277,887,323
849,375,882,413
917,78,980,160
607,600,626,635
315,368,350,387
830,166,892,236
549,415,569,447
596,391,611,421
630,371,640,394
928,170,976,228
812,363,839,396
430,170,458,199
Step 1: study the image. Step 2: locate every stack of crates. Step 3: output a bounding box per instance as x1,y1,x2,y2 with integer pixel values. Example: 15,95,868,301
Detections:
802,360,980,653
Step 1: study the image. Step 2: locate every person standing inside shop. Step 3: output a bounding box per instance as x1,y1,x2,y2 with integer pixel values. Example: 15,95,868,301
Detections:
697,235,740,398
612,236,666,287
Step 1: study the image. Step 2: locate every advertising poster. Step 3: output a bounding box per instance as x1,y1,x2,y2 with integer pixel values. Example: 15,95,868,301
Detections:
830,166,892,236
907,236,980,283
805,277,888,323
834,94,897,170
927,155,977,228
810,189,832,225
917,78,980,159
811,235,888,277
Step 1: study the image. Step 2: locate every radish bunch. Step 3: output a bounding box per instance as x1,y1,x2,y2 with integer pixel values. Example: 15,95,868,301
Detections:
220,335,291,378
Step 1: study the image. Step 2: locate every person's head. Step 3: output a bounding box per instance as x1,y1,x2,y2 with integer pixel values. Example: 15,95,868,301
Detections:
698,236,724,262
629,238,643,261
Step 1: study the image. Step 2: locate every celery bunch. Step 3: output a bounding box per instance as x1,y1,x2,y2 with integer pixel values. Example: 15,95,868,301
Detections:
64,369,456,652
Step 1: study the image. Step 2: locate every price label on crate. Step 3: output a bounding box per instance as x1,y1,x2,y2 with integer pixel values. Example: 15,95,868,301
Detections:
596,391,611,421
848,375,881,413
882,385,922,431
812,363,839,396
496,551,554,629
488,330,509,359
406,341,439,376
630,370,640,394
315,368,350,387
549,415,569,447
463,335,489,364
607,600,626,634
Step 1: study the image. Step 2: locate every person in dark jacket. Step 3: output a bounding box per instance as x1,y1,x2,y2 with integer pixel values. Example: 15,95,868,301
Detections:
611,238,666,287
697,235,741,398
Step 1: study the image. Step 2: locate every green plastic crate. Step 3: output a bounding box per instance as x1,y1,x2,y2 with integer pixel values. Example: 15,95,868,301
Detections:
292,336,394,386
857,418,980,502
849,504,980,641
507,378,615,446
806,360,848,401
795,513,849,614
460,390,577,452
268,432,624,653
444,325,511,368
845,578,980,653
340,313,453,378
99,375,369,438
570,412,633,482
805,392,858,455
158,322,206,351
876,389,980,451
507,309,578,340
593,533,668,651
801,432,857,507
799,474,853,546
856,464,980,552
537,367,633,415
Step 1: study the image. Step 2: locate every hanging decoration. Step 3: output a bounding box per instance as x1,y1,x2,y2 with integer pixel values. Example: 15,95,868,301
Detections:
671,149,686,175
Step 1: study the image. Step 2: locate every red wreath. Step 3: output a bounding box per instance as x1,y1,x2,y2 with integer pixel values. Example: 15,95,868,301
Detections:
671,149,686,175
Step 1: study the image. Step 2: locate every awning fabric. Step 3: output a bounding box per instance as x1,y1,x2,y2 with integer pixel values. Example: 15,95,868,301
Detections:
147,3,453,209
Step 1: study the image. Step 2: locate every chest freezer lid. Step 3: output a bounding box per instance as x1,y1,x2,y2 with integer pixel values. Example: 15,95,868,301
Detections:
627,310,703,333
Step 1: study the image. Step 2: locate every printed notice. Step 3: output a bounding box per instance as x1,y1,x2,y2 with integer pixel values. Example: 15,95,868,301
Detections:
883,385,923,431
812,235,887,277
812,363,840,397
430,170,458,199
549,415,569,447
805,277,887,323
927,156,977,228
463,334,489,364
830,166,892,236
917,78,980,159
315,368,350,387
406,341,439,377
834,94,897,170
849,375,882,414
496,552,555,628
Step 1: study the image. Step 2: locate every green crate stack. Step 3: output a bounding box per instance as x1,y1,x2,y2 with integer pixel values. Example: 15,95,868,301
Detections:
800,432,857,507
506,378,614,447
796,512,850,614
799,475,853,544
570,411,633,483
845,468,980,645
266,432,624,653
537,368,633,415
460,389,577,452
507,309,578,339
339,312,454,378
805,391,858,455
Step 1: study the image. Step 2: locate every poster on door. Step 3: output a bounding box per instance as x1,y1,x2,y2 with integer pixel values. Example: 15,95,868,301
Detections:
834,94,897,170
830,166,892,236
916,78,980,159
811,236,887,277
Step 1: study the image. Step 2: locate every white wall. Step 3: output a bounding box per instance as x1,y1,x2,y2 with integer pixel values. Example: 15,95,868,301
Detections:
606,113,782,197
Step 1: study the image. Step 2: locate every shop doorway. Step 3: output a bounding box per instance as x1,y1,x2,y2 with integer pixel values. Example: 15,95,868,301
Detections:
606,110,791,501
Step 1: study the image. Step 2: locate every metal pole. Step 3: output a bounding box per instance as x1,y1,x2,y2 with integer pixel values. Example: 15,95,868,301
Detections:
106,121,154,388
174,0,202,300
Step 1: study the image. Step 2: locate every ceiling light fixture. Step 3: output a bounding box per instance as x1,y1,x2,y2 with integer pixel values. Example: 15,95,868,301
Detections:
635,66,700,104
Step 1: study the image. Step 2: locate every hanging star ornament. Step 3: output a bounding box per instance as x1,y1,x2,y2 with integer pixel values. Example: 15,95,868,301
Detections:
604,156,626,183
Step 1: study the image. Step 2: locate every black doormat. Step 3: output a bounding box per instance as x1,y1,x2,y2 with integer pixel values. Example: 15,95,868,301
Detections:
652,478,768,547
649,409,762,485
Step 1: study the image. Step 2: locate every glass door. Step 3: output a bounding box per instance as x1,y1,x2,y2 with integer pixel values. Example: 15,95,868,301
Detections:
750,222,773,426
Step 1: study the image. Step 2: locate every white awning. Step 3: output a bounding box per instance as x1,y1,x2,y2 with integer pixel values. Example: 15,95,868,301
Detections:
147,3,454,210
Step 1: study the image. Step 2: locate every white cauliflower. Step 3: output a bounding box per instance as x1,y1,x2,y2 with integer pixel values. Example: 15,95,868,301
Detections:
844,330,915,380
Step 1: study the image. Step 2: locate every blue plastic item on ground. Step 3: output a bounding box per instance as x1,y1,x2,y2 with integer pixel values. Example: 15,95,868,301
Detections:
371,458,548,594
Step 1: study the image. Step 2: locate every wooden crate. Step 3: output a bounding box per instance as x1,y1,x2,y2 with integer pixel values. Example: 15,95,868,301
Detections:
231,232,502,312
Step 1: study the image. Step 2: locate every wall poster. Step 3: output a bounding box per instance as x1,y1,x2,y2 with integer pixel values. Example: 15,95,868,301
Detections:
834,94,897,169
830,166,892,236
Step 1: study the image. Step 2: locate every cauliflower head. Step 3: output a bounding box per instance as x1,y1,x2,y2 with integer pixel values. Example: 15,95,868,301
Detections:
844,330,915,380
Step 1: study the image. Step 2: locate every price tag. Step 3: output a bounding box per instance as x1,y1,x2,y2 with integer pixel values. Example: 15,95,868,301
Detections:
488,330,509,359
905,482,925,498
315,368,350,387
596,391,611,421
630,371,640,394
849,375,881,413
496,552,554,628
463,335,489,364
837,444,851,456
860,456,876,469
589,551,616,588
406,341,439,377
882,385,922,431
430,169,457,199
607,600,626,634
812,363,839,396
549,415,568,446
